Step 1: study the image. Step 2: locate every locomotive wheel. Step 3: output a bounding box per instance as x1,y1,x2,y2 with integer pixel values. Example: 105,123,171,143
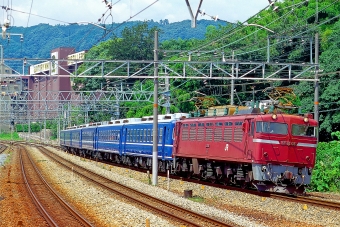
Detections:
187,171,193,179
210,178,216,183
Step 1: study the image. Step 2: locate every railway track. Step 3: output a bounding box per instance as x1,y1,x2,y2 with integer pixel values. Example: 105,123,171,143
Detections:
35,143,340,212
19,145,93,227
80,148,340,212
270,193,340,210
37,145,233,227
0,144,7,154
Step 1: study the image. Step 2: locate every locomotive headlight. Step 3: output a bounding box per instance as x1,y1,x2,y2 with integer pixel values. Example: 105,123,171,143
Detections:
272,114,277,120
298,168,302,175
303,117,309,123
308,167,312,175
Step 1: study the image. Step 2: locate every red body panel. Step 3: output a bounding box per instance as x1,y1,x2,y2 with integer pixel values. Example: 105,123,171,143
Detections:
173,113,317,168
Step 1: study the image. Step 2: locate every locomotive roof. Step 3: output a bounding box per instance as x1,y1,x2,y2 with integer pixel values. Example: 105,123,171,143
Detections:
178,112,318,126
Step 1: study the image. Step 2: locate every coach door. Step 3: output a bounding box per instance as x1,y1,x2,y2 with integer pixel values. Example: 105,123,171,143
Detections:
244,118,255,160
159,126,166,159
121,127,127,155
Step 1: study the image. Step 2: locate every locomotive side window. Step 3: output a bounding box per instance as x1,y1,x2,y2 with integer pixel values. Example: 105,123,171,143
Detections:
256,121,288,135
234,124,243,142
224,122,233,126
182,124,189,140
197,123,204,141
214,122,223,141
292,124,316,137
235,121,243,126
224,122,233,142
250,122,255,136
205,122,213,141
189,124,196,141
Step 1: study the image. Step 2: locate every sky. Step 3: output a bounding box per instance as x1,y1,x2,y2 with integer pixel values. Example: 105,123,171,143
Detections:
3,0,269,27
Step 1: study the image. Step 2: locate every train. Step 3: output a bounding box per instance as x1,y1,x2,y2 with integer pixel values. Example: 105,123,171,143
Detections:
60,107,318,194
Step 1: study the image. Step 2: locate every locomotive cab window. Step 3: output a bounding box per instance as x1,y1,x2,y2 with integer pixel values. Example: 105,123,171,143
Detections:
256,121,288,135
292,124,316,137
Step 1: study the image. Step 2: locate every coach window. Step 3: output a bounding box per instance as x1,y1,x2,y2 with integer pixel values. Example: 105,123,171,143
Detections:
159,128,163,143
134,129,137,142
139,129,142,142
135,129,138,141
139,129,143,142
134,130,137,142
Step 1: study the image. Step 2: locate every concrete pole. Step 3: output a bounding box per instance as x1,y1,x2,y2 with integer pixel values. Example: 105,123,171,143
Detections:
28,111,31,142
314,0,319,141
165,73,170,114
314,33,319,141
152,30,159,185
57,114,60,145
267,36,270,63
185,0,203,28
230,50,235,105
44,103,46,143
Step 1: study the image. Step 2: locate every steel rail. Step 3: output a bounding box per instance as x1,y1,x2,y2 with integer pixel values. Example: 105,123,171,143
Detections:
38,146,233,227
20,146,94,227
20,151,58,227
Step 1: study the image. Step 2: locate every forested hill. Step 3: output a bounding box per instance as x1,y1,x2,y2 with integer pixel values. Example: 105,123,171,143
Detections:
1,19,226,59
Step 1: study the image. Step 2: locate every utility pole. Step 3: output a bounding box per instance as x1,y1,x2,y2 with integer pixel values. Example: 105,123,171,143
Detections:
314,0,319,141
230,50,235,105
185,0,203,28
152,30,159,186
165,71,170,114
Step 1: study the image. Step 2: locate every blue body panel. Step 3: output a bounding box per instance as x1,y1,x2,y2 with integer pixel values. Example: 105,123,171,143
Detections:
81,127,97,151
121,121,175,160
60,120,176,161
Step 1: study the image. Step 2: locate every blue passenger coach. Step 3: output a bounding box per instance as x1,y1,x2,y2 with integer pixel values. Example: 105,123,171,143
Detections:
61,127,81,149
60,113,189,171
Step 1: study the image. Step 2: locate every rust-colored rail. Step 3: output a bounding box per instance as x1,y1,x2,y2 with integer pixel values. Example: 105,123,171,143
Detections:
44,143,340,211
19,146,93,227
271,193,340,210
38,146,233,227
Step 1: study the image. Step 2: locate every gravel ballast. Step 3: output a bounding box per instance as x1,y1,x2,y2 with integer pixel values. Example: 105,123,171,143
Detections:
31,146,340,227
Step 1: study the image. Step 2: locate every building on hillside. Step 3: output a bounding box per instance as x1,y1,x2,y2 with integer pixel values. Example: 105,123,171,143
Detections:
25,47,81,121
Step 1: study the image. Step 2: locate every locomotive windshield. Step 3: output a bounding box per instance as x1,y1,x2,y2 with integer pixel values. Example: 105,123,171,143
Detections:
292,124,316,137
256,121,288,135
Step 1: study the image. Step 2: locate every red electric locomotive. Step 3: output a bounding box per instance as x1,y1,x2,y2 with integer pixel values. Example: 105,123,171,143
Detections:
172,108,318,194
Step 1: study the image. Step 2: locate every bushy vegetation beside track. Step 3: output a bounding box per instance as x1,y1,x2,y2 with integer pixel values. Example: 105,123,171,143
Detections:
0,132,21,141
311,131,340,192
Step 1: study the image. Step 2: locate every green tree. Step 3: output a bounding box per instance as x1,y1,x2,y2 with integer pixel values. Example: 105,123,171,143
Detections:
311,131,340,192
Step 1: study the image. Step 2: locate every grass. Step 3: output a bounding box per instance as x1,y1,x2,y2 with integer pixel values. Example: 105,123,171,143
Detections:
188,196,205,203
0,132,22,141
